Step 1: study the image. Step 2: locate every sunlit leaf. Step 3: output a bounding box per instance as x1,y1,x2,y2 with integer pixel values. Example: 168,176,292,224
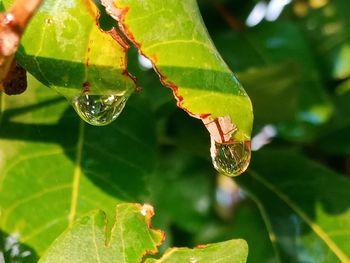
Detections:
102,0,253,141
2,0,135,99
39,203,164,263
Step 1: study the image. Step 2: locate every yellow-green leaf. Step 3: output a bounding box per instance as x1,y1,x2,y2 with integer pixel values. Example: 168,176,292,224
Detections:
103,0,253,141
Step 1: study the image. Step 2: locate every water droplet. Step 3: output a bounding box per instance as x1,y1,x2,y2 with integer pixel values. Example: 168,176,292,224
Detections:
210,139,251,177
71,94,128,126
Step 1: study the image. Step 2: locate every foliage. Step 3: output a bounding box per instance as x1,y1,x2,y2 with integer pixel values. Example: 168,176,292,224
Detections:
1,0,350,262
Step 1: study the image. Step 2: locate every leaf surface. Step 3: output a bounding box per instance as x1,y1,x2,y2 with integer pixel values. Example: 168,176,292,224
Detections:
144,239,248,263
2,0,135,99
103,0,253,141
0,75,156,261
39,203,164,263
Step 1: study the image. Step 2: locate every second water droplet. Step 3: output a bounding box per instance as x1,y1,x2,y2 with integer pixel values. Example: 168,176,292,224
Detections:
211,139,251,177
71,94,128,126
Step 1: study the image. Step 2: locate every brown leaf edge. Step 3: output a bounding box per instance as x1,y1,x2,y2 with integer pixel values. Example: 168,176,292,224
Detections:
111,203,166,261
82,0,137,93
100,0,207,120
146,239,249,262
40,203,165,262
99,0,250,146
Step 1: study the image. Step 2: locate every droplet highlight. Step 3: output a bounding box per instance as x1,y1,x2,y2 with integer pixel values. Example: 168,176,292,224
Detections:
210,139,251,177
71,94,128,126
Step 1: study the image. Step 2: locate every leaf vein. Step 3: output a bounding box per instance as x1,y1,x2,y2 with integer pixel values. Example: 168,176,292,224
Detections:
250,170,350,263
68,121,85,227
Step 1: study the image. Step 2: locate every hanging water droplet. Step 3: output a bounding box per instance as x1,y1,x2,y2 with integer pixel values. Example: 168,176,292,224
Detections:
203,115,251,176
210,138,251,177
71,94,128,126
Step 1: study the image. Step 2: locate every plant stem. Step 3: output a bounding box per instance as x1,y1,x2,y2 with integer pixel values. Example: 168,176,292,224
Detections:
0,0,42,90
10,0,43,32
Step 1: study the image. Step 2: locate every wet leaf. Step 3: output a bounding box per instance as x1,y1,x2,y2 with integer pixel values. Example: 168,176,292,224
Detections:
0,75,156,261
102,0,253,141
2,0,135,99
238,150,350,263
39,203,164,263
144,239,248,263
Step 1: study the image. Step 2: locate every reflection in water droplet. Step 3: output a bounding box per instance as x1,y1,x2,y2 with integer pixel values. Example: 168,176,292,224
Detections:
71,94,128,126
210,139,251,177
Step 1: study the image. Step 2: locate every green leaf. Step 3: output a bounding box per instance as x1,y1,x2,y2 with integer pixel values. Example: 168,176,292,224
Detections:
2,0,135,99
39,203,164,263
236,63,299,124
39,203,248,263
238,150,350,263
102,0,253,141
0,75,156,261
145,239,248,263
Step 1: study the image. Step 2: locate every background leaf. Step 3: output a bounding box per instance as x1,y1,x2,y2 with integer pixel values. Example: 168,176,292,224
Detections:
238,150,350,263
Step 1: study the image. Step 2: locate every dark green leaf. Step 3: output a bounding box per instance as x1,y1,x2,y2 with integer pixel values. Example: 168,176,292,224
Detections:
237,63,298,124
238,150,350,262
318,87,350,154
